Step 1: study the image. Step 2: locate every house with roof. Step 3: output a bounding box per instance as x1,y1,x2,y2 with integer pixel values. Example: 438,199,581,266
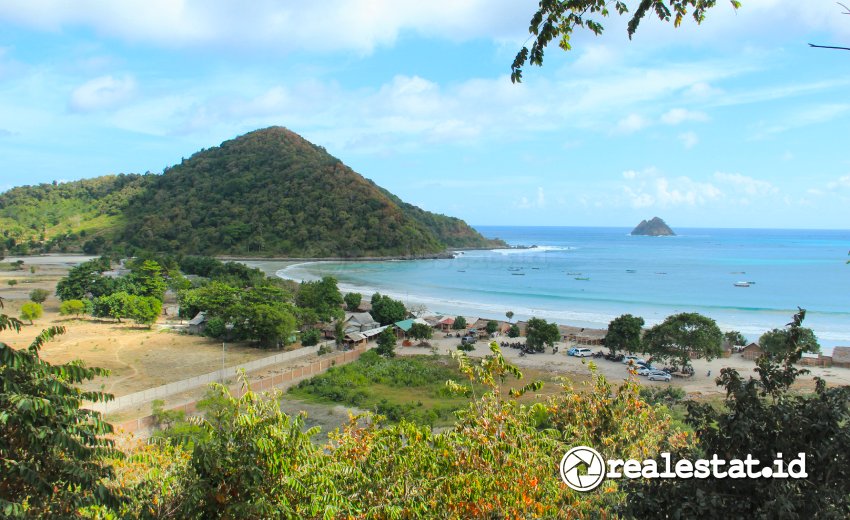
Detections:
741,342,763,360
831,346,850,368
436,316,455,332
187,312,207,335
344,312,380,334
393,318,430,339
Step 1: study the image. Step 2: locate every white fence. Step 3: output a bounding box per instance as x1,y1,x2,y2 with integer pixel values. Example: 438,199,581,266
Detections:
88,343,324,414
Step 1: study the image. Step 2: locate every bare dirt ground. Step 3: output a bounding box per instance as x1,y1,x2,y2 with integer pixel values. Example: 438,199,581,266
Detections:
0,260,283,398
402,335,850,398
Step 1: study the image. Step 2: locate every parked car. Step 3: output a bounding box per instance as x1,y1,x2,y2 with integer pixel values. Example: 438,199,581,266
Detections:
622,355,646,365
575,347,592,357
461,335,476,345
636,366,654,376
567,347,580,356
647,370,672,382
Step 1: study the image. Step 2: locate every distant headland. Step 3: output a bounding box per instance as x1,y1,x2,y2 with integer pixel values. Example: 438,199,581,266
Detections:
631,217,675,236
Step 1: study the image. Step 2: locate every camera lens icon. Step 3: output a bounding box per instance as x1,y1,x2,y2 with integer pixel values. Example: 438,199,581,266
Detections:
560,446,606,492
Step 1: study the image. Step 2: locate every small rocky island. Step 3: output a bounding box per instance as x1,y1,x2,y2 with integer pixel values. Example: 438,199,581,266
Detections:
631,217,675,236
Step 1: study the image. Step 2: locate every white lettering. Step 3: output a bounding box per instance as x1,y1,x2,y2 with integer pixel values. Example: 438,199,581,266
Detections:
787,453,807,479
606,459,624,478
623,459,642,479
641,459,659,479
674,458,693,478
693,459,711,478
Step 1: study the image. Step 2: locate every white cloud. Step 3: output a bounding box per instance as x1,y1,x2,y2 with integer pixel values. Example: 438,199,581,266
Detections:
516,187,546,209
615,113,650,134
678,131,699,149
714,172,778,196
621,168,722,208
661,108,708,125
0,0,535,53
69,75,136,112
827,175,850,190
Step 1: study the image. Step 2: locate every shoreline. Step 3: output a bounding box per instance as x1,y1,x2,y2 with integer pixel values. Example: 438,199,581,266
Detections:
266,259,848,355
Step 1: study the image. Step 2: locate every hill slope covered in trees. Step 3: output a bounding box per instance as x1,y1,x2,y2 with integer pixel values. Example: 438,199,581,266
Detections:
0,127,502,257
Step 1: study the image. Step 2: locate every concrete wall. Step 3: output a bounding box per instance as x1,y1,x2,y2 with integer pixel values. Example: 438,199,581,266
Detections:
112,345,368,435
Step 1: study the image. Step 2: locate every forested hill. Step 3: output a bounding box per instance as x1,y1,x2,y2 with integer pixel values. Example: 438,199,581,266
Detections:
0,127,503,257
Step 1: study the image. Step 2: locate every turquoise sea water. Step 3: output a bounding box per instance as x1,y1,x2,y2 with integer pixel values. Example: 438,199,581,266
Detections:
255,227,850,352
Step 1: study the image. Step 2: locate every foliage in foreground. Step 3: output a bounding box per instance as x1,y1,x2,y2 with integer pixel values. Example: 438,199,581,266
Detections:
623,309,850,518
115,345,682,518
511,0,741,82
0,298,122,517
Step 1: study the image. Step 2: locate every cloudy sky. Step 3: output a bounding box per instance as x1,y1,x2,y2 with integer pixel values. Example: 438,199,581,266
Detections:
0,0,848,229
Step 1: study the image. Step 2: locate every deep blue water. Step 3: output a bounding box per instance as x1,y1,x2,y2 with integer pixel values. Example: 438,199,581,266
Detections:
261,227,850,351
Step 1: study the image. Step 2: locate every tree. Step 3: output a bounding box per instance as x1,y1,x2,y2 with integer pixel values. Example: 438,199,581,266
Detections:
6,279,16,287
127,295,162,327
28,288,49,304
452,316,467,330
20,302,43,324
525,317,560,353
759,326,820,359
505,310,514,323
343,292,362,311
226,303,297,349
55,257,113,301
644,312,723,371
508,324,521,338
370,293,407,325
376,327,397,358
511,0,739,82
177,281,240,319
724,330,747,346
623,309,850,517
92,291,132,322
409,322,433,344
485,320,499,335
204,316,227,339
334,319,345,349
58,299,86,317
605,314,644,355
408,302,428,318
126,259,167,301
295,276,344,322
0,298,122,516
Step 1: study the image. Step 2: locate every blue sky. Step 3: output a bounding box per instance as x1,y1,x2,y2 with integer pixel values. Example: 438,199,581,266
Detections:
0,0,848,229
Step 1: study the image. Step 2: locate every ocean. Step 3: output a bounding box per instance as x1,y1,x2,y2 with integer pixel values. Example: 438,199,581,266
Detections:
248,227,850,352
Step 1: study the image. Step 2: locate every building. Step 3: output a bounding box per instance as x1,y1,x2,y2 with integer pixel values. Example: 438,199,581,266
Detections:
344,312,379,334
187,312,207,334
393,318,430,339
831,346,850,368
741,342,763,360
436,316,455,331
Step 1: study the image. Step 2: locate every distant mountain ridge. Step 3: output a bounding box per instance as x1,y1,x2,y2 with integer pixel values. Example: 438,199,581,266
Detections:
0,127,504,257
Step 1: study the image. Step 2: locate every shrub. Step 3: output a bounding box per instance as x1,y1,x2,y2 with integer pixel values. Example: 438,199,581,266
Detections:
59,299,87,317
301,328,322,347
28,288,49,304
20,302,43,324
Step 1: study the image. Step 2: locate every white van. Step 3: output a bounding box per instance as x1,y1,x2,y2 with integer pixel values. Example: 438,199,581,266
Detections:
575,348,592,357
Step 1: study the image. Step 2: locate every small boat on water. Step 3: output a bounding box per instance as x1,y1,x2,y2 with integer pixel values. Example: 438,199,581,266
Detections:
625,269,636,273
575,277,590,281
566,272,581,276
511,273,525,276
734,281,750,287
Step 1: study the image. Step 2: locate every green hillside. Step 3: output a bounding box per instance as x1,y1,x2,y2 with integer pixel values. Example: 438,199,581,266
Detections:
0,127,503,257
